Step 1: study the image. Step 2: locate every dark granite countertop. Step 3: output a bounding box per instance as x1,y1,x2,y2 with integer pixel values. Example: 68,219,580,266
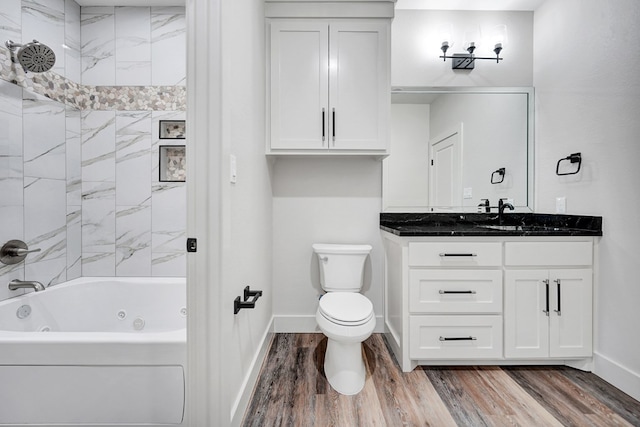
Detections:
380,213,603,237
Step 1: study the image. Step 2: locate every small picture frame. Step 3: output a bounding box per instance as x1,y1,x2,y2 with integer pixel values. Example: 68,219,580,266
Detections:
159,120,186,139
159,145,186,182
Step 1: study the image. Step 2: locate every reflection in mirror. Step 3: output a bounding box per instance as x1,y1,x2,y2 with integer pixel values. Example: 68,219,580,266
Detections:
383,87,534,212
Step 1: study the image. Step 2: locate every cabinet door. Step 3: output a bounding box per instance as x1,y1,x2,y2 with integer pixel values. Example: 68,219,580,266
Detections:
329,21,389,151
270,21,329,150
549,269,593,358
504,270,549,358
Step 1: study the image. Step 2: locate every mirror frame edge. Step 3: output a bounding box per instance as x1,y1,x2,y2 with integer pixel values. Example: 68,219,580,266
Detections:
382,86,535,213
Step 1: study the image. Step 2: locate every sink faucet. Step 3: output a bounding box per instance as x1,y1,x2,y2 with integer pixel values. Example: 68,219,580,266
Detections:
498,199,515,224
8,279,45,292
478,198,490,213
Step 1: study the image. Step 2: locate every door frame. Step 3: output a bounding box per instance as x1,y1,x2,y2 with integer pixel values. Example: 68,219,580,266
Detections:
186,0,226,425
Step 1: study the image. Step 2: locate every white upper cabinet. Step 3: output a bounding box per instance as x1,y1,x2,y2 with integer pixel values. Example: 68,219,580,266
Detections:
269,21,329,150
328,22,389,151
268,19,390,155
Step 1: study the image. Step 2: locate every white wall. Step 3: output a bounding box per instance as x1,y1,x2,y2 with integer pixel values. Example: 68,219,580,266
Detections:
219,0,273,423
392,10,533,87
384,103,431,210
533,0,640,399
272,158,384,331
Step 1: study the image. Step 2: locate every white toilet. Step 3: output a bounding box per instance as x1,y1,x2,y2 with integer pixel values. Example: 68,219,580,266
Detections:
313,243,376,395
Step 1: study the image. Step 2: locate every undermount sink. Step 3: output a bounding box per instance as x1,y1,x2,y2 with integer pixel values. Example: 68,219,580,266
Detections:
480,225,563,232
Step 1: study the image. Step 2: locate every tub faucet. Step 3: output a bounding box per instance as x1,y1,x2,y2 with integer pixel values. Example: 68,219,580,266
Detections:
8,279,45,292
498,199,515,224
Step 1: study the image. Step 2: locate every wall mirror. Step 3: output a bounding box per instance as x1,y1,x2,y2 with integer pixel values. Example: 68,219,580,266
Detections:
382,87,534,212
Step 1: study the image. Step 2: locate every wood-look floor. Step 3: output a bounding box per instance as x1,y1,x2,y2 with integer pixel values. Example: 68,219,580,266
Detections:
243,334,640,427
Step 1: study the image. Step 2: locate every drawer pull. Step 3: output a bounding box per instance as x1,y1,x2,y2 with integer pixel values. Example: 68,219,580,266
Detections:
439,336,477,341
439,253,477,257
439,290,477,294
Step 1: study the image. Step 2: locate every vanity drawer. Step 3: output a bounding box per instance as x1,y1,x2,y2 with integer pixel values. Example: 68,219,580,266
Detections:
409,270,502,314
505,241,593,266
409,242,502,267
409,315,503,359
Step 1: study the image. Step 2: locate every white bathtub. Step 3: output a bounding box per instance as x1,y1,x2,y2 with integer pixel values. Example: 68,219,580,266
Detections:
0,277,186,426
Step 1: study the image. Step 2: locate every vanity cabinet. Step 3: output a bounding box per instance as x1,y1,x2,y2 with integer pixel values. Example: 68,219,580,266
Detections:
407,242,503,360
382,234,597,372
267,19,389,155
504,242,593,359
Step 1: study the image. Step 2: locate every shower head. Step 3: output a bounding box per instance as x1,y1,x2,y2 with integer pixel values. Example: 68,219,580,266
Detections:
5,39,56,73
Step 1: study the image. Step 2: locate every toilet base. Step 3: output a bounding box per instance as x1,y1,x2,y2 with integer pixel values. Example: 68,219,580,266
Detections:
324,338,366,395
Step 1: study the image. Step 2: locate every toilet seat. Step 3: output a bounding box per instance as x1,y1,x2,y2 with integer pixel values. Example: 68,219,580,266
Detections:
319,293,374,326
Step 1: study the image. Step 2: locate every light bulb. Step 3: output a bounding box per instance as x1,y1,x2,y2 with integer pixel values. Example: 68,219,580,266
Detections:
492,24,508,47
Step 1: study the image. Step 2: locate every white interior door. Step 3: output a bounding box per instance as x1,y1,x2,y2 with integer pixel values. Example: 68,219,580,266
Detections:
429,125,462,207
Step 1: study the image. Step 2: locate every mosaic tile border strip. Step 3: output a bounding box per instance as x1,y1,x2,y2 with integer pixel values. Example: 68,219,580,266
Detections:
0,45,186,111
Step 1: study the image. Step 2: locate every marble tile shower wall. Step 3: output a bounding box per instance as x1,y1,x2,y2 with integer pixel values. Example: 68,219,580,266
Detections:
80,6,186,278
0,2,186,301
0,0,82,301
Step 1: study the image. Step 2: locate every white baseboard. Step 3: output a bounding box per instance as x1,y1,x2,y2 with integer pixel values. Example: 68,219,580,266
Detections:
273,315,385,333
273,315,320,332
230,316,275,427
593,351,640,402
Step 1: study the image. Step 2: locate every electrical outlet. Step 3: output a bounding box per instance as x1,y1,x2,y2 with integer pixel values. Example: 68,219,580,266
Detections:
555,196,566,214
463,187,473,199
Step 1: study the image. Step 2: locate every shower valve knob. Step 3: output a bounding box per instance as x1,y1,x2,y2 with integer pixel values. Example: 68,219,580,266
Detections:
0,240,41,265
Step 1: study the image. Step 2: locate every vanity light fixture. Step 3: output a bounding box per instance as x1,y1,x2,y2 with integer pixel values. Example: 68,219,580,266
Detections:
440,41,503,70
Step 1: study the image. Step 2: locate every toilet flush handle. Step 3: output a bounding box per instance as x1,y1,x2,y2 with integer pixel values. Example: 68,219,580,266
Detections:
319,256,328,262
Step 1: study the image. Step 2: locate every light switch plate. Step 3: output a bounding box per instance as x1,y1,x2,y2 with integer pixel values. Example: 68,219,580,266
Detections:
230,154,237,183
463,187,473,199
556,196,566,214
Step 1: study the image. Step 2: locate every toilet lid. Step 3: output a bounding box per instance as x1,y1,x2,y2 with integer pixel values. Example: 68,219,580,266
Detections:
319,293,374,326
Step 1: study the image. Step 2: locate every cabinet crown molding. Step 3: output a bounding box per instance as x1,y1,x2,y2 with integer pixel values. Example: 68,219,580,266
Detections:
265,1,396,19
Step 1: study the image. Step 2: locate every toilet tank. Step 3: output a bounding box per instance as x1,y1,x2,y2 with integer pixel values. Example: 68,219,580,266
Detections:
312,243,372,292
